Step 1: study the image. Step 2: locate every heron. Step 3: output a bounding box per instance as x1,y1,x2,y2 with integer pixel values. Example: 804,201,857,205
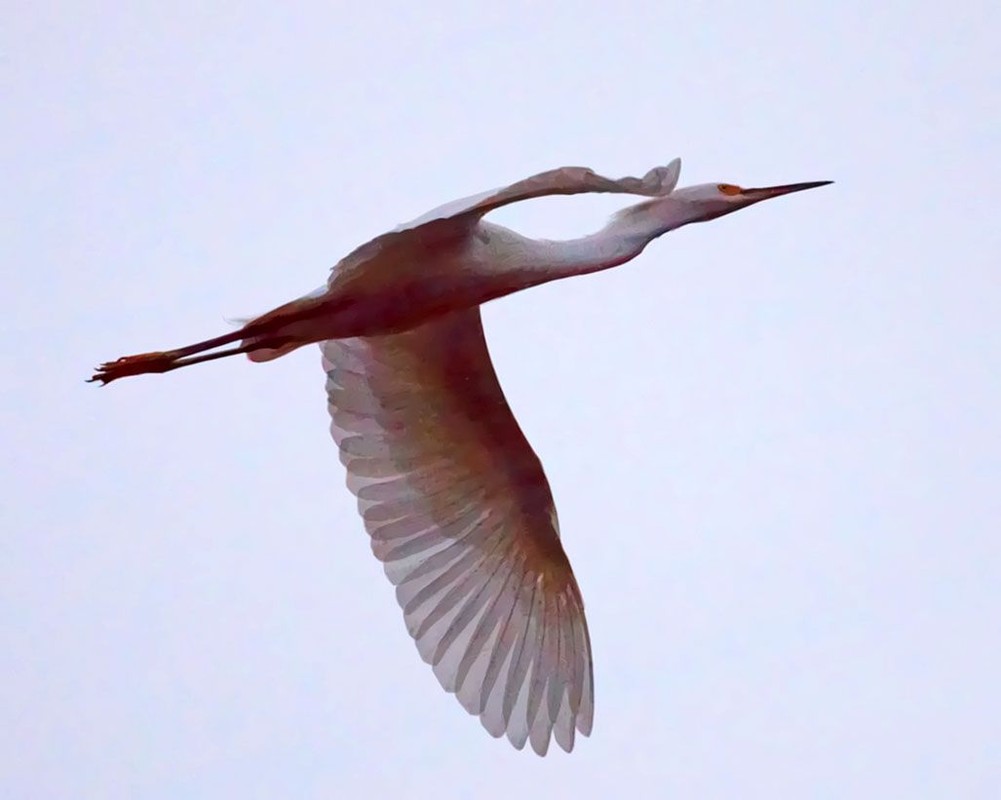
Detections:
89,160,830,755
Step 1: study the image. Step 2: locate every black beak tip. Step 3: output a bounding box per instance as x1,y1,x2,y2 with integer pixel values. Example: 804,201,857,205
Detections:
789,180,834,192
749,179,835,199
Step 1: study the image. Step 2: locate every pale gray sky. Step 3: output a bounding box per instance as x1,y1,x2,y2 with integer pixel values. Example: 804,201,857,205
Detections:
3,2,999,797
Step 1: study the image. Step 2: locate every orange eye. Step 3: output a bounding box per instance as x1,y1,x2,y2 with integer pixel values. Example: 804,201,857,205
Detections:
717,183,743,196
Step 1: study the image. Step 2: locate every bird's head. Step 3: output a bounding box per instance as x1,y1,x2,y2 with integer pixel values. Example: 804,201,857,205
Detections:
612,172,832,239
667,179,833,225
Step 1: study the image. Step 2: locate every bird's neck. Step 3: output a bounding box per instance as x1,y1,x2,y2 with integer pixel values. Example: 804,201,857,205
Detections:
517,196,694,285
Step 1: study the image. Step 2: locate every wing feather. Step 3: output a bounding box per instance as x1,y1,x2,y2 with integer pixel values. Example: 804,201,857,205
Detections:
334,160,682,278
322,307,593,754
396,159,682,233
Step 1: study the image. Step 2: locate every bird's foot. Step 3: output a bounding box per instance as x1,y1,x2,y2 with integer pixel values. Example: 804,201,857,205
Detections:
87,351,178,385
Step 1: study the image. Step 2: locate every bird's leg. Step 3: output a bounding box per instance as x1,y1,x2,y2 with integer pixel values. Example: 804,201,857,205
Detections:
87,327,253,385
88,336,302,384
88,291,345,385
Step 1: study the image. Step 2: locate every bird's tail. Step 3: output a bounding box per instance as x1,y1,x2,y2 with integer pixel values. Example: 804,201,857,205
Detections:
243,338,308,362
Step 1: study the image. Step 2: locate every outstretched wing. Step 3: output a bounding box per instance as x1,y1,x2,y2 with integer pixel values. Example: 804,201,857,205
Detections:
335,160,682,275
322,308,593,755
397,158,682,232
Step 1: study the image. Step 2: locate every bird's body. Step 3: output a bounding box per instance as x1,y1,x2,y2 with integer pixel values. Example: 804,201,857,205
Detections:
256,223,544,345
237,166,687,357
90,160,830,755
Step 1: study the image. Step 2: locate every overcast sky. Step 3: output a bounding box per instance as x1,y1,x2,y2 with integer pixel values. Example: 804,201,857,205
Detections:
4,2,999,797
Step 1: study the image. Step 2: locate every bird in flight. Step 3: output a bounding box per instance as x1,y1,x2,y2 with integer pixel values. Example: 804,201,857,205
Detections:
90,160,830,755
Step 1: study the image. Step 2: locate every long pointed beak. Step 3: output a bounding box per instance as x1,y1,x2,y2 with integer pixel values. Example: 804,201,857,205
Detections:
742,180,833,201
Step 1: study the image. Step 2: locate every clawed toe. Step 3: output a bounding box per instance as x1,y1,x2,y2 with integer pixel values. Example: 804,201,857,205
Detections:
87,352,178,384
